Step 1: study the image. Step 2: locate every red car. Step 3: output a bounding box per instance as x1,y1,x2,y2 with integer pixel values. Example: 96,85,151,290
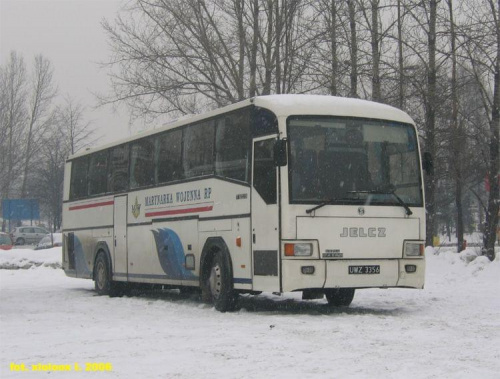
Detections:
0,232,14,250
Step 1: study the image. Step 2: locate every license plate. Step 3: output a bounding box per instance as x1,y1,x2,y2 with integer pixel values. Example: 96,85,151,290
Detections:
348,265,380,274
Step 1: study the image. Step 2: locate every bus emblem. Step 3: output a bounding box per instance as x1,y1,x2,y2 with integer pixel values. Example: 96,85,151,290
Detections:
132,197,141,218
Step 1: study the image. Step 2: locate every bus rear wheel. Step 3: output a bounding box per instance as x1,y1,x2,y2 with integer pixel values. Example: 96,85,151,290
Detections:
206,251,237,312
325,288,355,307
94,252,122,297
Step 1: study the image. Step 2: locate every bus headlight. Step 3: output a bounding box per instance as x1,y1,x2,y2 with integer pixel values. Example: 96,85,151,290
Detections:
285,243,313,257
404,242,424,257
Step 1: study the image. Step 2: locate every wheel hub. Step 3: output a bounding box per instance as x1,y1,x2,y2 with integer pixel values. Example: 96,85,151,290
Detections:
209,264,222,299
96,261,105,289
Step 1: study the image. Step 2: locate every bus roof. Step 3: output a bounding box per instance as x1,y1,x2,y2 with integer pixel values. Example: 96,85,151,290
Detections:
254,95,414,123
68,94,414,160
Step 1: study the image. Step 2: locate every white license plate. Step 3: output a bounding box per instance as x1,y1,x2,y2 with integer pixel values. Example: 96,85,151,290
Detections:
348,265,380,274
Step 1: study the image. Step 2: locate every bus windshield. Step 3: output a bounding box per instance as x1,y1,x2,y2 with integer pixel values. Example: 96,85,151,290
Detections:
288,116,423,207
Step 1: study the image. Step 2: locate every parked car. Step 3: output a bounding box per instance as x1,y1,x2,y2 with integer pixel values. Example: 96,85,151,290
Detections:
35,233,62,250
11,226,49,245
0,232,14,250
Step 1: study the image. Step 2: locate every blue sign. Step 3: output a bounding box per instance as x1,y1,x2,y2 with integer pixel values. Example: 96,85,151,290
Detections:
1,199,40,220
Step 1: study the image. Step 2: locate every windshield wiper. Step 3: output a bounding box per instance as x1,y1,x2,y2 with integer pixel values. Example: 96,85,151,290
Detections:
306,200,336,214
348,188,413,216
305,188,413,216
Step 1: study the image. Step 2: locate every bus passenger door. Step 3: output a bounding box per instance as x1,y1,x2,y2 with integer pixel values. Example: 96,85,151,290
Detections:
113,195,128,279
251,136,280,292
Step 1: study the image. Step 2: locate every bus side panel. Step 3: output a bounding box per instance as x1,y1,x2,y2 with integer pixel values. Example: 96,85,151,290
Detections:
127,221,196,285
198,217,252,291
62,196,114,279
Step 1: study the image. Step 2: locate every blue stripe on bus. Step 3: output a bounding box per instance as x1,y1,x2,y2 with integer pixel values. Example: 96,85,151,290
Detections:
114,272,250,284
115,273,200,280
233,278,252,284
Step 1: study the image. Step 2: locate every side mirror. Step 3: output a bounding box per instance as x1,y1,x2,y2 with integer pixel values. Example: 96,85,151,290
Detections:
273,138,288,167
423,152,433,175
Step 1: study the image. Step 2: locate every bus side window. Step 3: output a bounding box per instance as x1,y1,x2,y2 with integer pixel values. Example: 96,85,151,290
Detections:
88,151,109,196
157,129,184,183
215,109,251,183
253,139,276,204
183,121,215,178
130,138,155,189
70,157,88,200
108,144,129,192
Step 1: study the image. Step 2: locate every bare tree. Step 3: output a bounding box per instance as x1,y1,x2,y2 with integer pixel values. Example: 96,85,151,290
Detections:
32,97,94,231
0,51,28,200
57,96,95,155
20,55,57,198
101,0,316,118
98,0,498,251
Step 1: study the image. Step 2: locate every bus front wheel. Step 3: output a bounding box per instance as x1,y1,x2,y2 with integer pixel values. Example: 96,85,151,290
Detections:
325,288,355,307
206,251,237,312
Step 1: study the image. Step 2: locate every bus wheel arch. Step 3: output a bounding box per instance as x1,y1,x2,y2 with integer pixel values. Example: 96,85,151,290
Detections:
93,243,122,297
200,237,237,312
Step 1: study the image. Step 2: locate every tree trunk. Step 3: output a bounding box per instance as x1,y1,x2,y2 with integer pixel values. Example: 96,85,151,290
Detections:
371,0,381,102
425,0,438,247
236,0,245,101
448,0,464,252
275,0,281,94
397,0,404,109
263,0,274,95
249,0,259,98
329,0,338,96
483,0,500,261
348,0,358,98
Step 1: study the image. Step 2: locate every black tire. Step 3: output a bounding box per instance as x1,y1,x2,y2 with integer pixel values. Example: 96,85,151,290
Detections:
94,252,122,297
16,238,25,245
325,288,355,307
205,251,237,312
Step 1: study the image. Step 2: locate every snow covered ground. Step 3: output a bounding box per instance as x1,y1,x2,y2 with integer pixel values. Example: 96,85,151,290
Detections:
1,247,499,378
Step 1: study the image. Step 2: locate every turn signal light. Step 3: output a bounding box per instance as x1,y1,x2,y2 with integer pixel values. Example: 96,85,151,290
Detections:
236,236,241,247
284,243,313,257
285,243,295,256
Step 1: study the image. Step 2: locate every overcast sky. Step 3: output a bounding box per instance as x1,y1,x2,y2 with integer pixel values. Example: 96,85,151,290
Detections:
1,0,145,146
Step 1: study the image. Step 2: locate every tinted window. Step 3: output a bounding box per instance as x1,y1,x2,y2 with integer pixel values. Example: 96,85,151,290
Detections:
253,139,276,204
88,151,109,196
130,138,155,189
70,157,88,199
215,110,251,182
109,145,129,192
183,121,215,178
157,130,184,183
288,117,422,206
252,107,278,137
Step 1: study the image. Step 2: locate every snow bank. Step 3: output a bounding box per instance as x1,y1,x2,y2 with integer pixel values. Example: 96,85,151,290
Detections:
0,247,61,269
426,245,500,281
2,245,498,278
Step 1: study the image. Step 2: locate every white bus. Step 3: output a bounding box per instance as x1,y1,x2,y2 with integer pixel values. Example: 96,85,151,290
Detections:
62,95,427,312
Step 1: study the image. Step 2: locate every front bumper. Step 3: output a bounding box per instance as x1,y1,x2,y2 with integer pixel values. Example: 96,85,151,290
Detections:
281,258,425,292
